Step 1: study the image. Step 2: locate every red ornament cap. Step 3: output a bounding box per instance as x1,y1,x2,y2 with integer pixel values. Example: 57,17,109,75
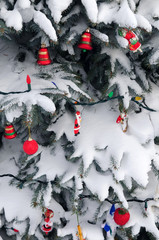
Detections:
44,209,54,218
114,208,130,226
23,137,38,155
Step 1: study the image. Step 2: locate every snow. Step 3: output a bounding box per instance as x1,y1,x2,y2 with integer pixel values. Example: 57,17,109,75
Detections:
0,8,22,31
101,48,131,72
47,0,73,23
33,10,57,42
97,2,118,25
109,74,143,109
16,0,31,9
115,0,137,28
81,0,98,23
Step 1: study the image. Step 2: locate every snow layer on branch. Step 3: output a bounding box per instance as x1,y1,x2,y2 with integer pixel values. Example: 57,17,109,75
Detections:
0,7,22,31
110,74,142,109
127,0,136,11
33,10,57,42
91,29,109,42
115,0,137,28
58,210,104,240
1,91,56,122
53,104,153,189
19,7,34,23
137,0,159,29
135,66,149,90
81,0,98,23
16,0,30,9
97,2,118,25
84,165,128,207
47,0,73,23
135,14,152,32
43,182,52,207
101,48,131,72
149,49,159,65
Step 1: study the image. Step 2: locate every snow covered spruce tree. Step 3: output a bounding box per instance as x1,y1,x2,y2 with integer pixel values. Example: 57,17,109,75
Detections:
0,0,159,239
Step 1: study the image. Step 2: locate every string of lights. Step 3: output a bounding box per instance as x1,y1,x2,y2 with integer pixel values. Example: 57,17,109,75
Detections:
0,174,157,205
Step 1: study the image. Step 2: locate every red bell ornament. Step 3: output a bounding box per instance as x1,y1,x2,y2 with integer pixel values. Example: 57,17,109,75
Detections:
78,29,92,52
23,137,38,155
114,208,130,226
37,44,51,65
4,123,17,139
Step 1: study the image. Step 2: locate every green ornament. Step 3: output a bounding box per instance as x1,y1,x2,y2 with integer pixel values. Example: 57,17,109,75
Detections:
83,49,87,52
108,91,113,98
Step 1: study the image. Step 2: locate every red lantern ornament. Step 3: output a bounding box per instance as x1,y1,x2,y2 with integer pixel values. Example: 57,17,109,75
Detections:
114,208,130,226
78,29,93,52
23,137,38,155
37,44,51,65
118,28,142,53
4,123,17,139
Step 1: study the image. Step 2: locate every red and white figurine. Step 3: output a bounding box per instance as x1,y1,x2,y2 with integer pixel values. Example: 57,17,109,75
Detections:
74,111,82,136
116,110,128,133
41,209,54,235
118,28,142,53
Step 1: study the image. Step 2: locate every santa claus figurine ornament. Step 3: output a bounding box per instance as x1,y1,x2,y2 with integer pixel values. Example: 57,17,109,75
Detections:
74,111,82,136
116,110,128,133
118,28,142,53
41,208,54,235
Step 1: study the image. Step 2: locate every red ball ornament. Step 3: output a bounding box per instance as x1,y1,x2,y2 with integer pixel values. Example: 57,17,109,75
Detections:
114,208,130,226
23,137,38,155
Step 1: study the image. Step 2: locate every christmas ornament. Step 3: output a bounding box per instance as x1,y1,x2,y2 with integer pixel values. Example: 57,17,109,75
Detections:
101,220,112,235
23,125,38,155
26,75,31,91
4,123,17,139
44,208,54,218
116,110,128,133
76,225,85,240
78,28,92,52
135,96,142,101
6,227,19,233
41,218,53,235
108,91,114,98
23,137,38,155
11,228,19,233
109,204,115,216
37,44,51,65
114,208,130,226
41,208,54,235
118,28,142,53
74,111,82,136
